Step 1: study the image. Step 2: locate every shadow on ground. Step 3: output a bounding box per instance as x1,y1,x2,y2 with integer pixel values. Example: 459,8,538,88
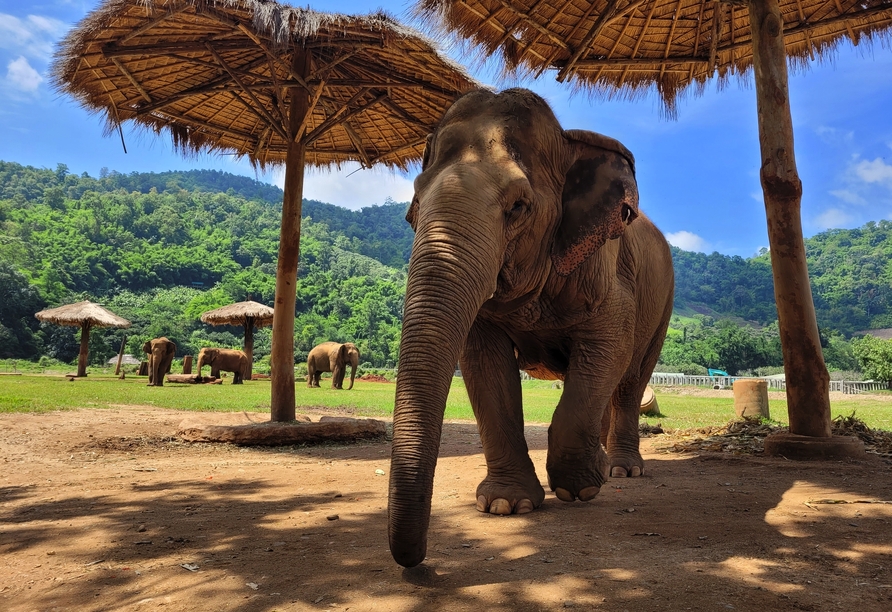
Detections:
1,413,890,611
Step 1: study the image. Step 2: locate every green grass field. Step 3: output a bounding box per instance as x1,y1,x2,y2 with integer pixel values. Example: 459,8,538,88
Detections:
0,372,889,431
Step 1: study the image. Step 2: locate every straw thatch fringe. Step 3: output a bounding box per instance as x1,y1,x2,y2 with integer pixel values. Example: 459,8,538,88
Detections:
414,0,892,116
35,301,131,328
51,0,478,170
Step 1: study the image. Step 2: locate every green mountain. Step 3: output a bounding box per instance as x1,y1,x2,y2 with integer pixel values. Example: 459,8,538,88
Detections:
0,161,408,366
0,160,888,373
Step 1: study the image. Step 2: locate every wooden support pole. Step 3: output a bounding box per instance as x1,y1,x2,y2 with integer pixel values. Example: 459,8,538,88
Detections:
114,335,126,375
748,0,830,437
270,47,311,422
77,323,91,378
243,318,254,381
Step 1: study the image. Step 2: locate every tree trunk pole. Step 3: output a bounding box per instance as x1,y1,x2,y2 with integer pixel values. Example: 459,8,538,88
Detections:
270,48,311,422
77,322,91,378
748,0,831,437
244,318,254,381
114,335,127,375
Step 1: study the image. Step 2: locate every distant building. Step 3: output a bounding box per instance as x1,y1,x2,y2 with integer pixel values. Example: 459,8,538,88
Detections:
106,354,142,366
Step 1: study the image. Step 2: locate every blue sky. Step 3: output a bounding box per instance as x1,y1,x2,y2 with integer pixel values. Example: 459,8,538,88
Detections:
1,1,891,258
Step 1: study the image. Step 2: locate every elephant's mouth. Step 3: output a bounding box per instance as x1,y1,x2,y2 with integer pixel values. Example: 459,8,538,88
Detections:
481,280,539,316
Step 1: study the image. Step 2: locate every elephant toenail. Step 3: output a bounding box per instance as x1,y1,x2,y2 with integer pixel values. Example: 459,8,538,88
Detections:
630,467,642,477
611,467,629,478
515,499,534,514
476,495,488,512
490,499,512,515
554,488,575,502
578,486,600,501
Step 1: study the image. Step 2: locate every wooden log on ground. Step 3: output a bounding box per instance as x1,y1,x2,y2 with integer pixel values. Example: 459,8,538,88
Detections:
182,354,193,375
166,374,220,384
177,416,387,446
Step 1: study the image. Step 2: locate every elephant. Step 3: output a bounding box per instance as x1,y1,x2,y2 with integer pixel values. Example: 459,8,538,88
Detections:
142,337,176,387
388,88,674,567
195,347,249,384
306,342,359,389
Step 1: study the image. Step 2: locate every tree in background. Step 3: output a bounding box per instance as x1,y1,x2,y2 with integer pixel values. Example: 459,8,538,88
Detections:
0,262,45,358
853,335,892,388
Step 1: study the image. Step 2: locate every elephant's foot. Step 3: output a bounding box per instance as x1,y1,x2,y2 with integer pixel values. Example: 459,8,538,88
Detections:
607,449,645,478
475,473,545,516
546,446,611,502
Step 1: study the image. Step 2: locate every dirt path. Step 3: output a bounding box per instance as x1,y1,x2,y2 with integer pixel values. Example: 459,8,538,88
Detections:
1,406,891,611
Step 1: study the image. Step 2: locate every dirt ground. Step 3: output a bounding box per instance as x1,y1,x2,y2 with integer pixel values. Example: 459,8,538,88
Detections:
2,389,892,612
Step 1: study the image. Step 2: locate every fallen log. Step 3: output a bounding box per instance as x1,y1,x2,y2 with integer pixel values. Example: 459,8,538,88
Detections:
166,374,221,384
177,416,387,446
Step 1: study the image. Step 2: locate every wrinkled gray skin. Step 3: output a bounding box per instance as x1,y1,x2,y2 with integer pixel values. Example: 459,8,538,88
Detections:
388,89,674,567
143,337,176,387
195,347,249,384
306,341,359,389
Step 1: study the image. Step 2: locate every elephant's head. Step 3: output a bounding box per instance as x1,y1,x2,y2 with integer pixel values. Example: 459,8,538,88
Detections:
195,347,217,376
341,342,359,390
388,88,639,567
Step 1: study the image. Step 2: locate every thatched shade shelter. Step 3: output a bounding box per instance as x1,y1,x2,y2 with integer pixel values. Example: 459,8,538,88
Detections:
200,300,274,379
35,301,131,377
52,0,478,421
416,0,890,457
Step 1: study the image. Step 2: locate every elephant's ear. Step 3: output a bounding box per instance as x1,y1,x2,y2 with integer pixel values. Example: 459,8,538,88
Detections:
405,134,433,230
551,129,639,277
142,341,151,353
166,342,176,357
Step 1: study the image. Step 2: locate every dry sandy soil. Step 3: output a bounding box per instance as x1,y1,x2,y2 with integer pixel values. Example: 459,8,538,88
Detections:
2,389,891,612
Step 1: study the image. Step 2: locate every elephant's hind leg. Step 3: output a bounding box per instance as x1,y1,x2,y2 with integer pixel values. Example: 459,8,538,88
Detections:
603,385,644,478
461,322,544,516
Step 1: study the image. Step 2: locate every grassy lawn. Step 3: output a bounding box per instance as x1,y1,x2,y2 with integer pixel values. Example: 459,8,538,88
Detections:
1,372,889,431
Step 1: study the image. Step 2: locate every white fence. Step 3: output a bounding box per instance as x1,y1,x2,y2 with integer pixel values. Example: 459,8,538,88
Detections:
648,373,887,395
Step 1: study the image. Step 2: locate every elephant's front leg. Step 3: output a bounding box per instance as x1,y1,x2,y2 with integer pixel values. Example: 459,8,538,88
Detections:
461,321,544,516
547,338,632,502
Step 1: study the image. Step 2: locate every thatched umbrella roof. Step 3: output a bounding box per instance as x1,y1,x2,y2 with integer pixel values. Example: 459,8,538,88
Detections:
35,300,130,377
200,300,274,328
52,0,479,419
51,0,479,169
35,300,131,329
416,0,892,115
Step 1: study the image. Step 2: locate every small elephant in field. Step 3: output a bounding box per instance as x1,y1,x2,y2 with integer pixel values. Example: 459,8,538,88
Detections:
307,342,359,389
143,337,176,387
195,347,249,384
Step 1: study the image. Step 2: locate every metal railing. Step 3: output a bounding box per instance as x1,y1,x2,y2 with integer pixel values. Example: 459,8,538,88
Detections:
648,374,888,395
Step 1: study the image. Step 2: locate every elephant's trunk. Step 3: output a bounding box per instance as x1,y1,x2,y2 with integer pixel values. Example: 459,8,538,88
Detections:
388,209,501,567
347,362,356,390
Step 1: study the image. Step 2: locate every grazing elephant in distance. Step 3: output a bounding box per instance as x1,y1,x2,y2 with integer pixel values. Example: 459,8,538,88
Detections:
195,347,249,384
143,337,176,387
307,342,359,389
388,88,674,567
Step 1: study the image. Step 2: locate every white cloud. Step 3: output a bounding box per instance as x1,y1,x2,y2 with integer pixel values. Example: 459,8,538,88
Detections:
274,162,415,210
814,208,855,230
665,230,709,253
0,13,68,61
853,157,892,186
829,189,867,205
814,125,854,145
6,56,41,92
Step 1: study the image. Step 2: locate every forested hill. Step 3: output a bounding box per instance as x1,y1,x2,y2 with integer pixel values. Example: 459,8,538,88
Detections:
3,160,892,365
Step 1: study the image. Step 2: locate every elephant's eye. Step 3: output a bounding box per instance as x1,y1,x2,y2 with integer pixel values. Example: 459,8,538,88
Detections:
507,199,527,219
